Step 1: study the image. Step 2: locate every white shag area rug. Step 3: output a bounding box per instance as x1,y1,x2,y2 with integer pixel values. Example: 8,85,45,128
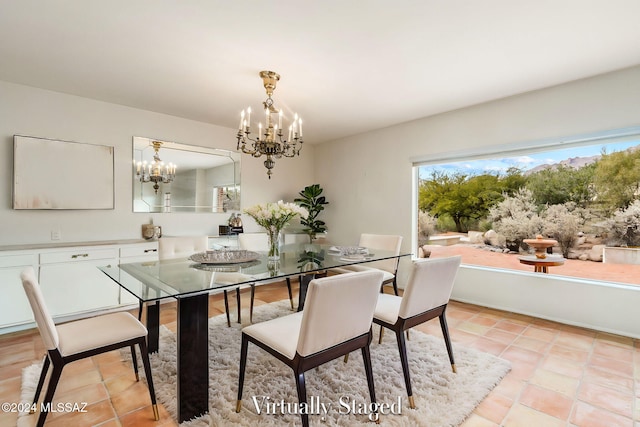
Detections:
21,300,511,427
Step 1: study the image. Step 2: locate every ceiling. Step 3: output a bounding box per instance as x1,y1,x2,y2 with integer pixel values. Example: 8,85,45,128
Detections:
1,1,639,145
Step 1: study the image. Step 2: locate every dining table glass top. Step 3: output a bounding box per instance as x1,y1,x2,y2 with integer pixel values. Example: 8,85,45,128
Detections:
99,242,409,302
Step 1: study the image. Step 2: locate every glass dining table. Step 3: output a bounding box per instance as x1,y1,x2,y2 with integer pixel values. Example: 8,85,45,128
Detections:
99,242,411,423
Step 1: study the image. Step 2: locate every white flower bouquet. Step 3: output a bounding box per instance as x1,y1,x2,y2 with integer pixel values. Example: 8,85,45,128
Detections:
244,201,309,259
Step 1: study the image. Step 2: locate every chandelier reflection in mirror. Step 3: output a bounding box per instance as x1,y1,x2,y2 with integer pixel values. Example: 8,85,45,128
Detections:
135,141,176,194
236,71,303,179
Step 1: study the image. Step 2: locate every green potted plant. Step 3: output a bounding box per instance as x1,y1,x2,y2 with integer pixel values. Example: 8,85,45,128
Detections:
294,184,329,243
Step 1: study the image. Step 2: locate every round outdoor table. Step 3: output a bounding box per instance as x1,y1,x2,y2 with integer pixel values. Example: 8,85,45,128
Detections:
518,255,565,273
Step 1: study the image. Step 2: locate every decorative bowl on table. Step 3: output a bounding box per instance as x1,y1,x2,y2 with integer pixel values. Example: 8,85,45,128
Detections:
189,250,260,265
328,246,369,256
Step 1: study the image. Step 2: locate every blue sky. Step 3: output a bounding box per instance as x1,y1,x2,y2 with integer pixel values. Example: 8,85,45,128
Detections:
419,140,640,179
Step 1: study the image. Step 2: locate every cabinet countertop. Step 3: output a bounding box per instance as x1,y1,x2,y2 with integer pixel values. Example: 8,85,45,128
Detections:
0,239,155,252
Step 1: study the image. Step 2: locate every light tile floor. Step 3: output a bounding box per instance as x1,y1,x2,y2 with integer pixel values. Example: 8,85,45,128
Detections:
1,281,638,426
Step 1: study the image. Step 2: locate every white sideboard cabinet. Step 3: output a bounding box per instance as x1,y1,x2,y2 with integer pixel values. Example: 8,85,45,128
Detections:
0,252,39,327
0,240,158,333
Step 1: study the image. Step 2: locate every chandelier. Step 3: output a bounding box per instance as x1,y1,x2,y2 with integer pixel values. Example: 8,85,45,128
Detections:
236,70,303,179
135,141,176,194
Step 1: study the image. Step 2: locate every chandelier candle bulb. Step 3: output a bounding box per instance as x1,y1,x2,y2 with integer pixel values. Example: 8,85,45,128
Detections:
278,110,283,128
239,110,244,130
247,107,251,128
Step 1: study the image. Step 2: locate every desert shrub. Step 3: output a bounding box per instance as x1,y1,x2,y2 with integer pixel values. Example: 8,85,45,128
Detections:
542,202,589,257
435,215,457,232
599,200,640,246
418,210,438,246
489,188,543,251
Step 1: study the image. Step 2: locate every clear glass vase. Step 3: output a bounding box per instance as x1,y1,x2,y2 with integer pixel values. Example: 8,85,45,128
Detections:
267,228,282,260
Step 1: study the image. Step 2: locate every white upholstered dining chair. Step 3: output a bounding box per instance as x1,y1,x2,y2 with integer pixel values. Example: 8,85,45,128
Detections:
235,270,384,427
159,235,239,327
237,232,295,322
374,255,461,409
333,233,403,295
20,267,159,427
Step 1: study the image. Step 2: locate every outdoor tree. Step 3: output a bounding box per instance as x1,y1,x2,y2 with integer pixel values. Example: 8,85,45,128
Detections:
593,148,640,214
542,202,589,257
526,163,596,208
488,188,544,251
419,172,506,232
599,200,640,246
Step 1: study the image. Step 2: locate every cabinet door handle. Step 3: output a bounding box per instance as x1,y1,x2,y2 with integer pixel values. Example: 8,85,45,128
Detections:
71,253,89,259
144,249,158,253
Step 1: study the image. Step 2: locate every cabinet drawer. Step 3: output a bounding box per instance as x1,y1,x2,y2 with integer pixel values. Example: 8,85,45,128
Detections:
0,253,38,268
120,244,158,258
40,248,119,264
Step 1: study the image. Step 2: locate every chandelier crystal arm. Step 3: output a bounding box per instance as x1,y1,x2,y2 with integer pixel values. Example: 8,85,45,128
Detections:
235,70,304,179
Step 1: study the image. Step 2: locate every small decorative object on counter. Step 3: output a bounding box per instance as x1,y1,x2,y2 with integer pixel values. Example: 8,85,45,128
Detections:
231,213,244,234
141,224,162,240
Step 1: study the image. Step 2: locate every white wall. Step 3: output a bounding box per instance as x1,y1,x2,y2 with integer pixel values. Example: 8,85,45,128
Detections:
454,266,640,339
0,81,315,246
315,65,640,286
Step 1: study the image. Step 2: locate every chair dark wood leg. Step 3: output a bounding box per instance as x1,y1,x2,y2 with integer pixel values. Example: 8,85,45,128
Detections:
361,345,377,407
137,300,144,321
392,277,399,296
236,287,242,324
294,370,309,427
138,337,159,420
250,284,255,324
130,345,139,381
439,312,456,373
286,277,294,310
236,334,249,413
31,355,50,411
37,361,64,427
223,290,231,327
395,329,415,409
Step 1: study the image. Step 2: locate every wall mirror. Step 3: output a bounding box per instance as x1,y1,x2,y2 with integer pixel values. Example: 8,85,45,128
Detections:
132,136,240,213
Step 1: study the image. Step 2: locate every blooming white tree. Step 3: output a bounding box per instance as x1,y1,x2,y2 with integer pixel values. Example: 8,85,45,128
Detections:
600,200,640,246
418,210,438,245
488,188,543,251
542,202,589,257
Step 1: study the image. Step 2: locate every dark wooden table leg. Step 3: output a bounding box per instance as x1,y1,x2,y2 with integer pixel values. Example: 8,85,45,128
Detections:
297,271,327,312
177,293,209,422
297,274,313,312
146,301,160,353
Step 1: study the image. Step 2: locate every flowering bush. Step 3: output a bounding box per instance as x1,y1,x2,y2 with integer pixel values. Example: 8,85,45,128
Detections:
418,210,438,245
244,201,308,231
599,200,640,246
542,202,589,257
488,188,543,251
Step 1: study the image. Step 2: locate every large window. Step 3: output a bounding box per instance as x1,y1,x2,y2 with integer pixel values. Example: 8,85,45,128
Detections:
413,127,640,285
